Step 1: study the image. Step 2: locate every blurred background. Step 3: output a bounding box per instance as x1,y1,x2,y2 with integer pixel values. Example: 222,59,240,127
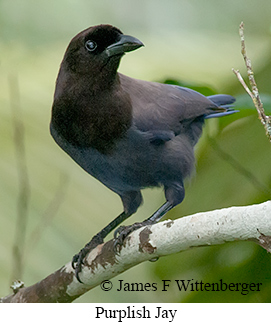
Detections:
1,0,271,302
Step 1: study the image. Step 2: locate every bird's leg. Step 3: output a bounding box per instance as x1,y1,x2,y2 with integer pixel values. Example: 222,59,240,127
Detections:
113,182,185,252
72,211,132,283
144,201,173,223
72,191,142,282
113,201,173,252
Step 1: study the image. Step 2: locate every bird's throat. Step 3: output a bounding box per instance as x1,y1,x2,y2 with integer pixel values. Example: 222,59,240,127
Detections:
52,79,132,154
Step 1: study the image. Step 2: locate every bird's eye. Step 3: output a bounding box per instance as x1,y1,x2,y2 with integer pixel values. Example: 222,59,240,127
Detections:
85,40,97,52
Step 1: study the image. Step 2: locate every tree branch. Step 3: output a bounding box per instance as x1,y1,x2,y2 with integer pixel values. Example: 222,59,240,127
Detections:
1,201,271,303
232,22,271,141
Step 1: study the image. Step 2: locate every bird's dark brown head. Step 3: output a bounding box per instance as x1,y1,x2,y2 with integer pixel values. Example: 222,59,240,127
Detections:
62,24,144,75
52,25,143,153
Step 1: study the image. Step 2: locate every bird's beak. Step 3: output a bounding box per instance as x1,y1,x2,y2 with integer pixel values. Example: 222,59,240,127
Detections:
105,34,144,57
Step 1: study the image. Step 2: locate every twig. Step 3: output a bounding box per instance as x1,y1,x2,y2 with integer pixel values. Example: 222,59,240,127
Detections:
207,136,271,197
9,75,31,282
232,22,271,141
25,173,69,256
1,201,271,302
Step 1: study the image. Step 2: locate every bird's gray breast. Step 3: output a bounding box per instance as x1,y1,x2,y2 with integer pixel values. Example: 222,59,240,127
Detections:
50,123,194,194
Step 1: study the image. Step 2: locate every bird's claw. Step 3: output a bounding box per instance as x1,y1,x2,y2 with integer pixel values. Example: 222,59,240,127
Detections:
72,234,104,283
72,223,147,282
71,248,88,283
113,226,128,253
113,222,144,253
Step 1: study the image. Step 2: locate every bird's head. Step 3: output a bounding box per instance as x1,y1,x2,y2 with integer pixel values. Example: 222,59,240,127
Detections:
62,24,144,76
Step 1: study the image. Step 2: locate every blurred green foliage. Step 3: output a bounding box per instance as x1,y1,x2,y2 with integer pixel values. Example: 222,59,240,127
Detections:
0,0,271,302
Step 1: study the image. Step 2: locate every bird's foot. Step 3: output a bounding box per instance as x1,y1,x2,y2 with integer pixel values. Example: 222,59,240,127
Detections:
72,234,104,283
113,221,148,253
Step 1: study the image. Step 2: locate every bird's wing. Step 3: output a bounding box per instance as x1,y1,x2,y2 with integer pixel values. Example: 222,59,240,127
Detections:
119,74,223,141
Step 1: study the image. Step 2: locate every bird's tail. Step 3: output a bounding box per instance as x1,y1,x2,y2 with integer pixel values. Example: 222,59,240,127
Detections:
205,94,237,119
